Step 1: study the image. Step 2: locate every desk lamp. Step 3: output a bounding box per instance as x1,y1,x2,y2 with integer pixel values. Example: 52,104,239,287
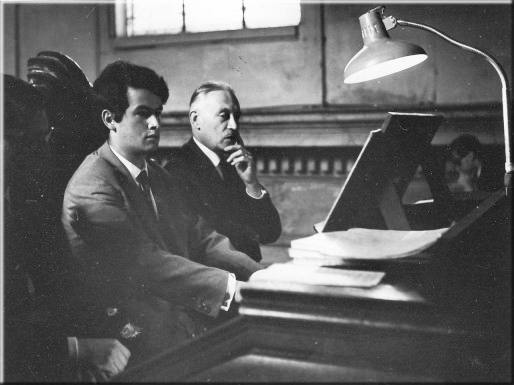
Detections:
344,6,512,196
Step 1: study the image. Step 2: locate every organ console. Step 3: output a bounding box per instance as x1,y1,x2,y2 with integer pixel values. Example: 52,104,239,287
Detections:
117,113,511,383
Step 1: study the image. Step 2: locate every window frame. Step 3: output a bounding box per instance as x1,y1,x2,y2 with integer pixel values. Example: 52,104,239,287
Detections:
108,4,300,50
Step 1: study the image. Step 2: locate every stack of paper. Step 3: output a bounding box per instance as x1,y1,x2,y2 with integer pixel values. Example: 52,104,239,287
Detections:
289,227,449,266
250,263,385,288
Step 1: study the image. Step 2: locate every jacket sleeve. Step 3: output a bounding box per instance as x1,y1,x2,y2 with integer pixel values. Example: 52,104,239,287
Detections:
62,170,230,318
240,191,282,244
166,156,282,245
188,215,263,281
160,164,264,281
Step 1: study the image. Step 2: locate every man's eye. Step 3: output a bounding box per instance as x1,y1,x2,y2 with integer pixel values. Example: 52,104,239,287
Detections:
137,110,151,118
220,112,229,120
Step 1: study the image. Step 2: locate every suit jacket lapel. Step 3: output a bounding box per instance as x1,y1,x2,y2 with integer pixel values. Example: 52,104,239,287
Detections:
97,143,167,249
147,164,192,255
186,139,228,193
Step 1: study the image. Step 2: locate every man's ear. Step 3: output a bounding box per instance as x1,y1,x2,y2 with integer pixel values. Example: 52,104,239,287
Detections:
101,109,117,132
459,152,474,169
189,110,199,131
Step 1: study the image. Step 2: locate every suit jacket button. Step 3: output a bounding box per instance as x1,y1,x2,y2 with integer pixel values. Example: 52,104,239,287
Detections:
106,307,118,317
120,323,143,339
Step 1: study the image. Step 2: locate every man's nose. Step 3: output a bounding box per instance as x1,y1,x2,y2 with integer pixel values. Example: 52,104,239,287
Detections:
147,115,160,130
227,114,238,130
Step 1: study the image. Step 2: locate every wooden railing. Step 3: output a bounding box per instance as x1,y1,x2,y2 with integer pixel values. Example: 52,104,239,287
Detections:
158,103,503,146
157,103,504,178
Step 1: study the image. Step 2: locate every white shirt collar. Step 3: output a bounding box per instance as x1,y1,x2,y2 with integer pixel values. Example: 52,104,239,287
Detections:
109,144,148,183
193,137,220,167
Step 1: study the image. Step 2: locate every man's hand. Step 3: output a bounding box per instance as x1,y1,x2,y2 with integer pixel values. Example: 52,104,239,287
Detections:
77,338,131,381
225,144,262,196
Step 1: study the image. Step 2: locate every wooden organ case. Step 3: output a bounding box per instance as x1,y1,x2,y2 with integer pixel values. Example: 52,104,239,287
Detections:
117,113,511,383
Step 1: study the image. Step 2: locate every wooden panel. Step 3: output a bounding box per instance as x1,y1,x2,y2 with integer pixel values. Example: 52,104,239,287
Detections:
190,353,436,383
117,275,509,382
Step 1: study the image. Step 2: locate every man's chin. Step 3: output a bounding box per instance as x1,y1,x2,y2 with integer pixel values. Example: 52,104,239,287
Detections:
220,139,235,150
143,142,159,154
216,144,231,156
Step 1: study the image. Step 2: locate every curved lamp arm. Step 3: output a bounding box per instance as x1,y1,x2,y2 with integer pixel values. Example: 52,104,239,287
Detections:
386,15,512,193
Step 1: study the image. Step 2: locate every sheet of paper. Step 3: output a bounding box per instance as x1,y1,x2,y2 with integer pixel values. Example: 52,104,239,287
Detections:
290,227,449,260
250,263,385,288
288,248,348,266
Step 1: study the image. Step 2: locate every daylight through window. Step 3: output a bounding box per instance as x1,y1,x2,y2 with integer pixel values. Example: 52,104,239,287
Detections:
115,0,301,37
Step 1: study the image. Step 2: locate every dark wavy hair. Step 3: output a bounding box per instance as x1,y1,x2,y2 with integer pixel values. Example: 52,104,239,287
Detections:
93,61,169,122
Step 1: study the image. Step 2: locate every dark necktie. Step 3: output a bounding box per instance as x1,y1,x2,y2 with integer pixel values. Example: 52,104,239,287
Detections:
136,170,157,218
215,164,225,180
217,160,233,182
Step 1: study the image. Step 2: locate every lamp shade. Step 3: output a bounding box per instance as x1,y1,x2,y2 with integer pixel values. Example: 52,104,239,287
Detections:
344,8,428,84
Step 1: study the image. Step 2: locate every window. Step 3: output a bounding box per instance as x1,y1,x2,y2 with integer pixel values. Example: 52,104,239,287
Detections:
115,0,301,37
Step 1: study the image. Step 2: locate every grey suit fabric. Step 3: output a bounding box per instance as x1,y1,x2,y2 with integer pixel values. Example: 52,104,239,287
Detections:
62,142,262,366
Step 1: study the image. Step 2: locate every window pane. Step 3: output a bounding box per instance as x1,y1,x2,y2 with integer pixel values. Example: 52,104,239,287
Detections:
184,0,243,33
115,1,128,36
244,0,301,29
125,0,183,36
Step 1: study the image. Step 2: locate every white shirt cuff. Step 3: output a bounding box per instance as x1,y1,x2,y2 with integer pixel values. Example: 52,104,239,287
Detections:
220,273,237,311
245,187,267,199
67,336,79,365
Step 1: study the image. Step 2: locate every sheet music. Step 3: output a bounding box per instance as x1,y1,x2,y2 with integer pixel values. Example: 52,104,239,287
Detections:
251,263,385,288
290,227,449,260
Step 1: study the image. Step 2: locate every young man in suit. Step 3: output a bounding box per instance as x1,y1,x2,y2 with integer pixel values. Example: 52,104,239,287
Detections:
61,62,263,368
164,81,281,262
3,74,130,382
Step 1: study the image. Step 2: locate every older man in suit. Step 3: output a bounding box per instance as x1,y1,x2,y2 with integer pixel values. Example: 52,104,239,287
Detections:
61,62,262,367
164,81,281,262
